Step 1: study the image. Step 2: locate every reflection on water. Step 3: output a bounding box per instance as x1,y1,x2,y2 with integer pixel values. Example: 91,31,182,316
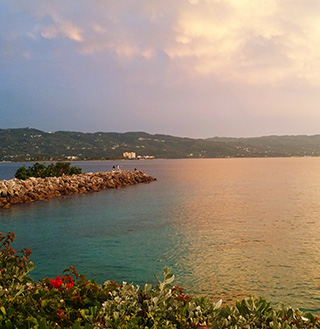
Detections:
164,158,320,312
1,158,320,312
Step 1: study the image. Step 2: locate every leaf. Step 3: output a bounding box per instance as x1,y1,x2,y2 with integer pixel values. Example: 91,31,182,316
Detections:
214,299,222,310
72,322,81,329
89,306,98,316
14,285,25,298
39,318,48,329
144,283,152,293
162,267,175,285
303,312,315,323
80,309,87,319
164,274,175,285
84,324,94,329
25,317,38,325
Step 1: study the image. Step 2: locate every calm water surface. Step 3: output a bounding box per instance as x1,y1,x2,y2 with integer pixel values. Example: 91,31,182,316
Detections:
1,158,320,312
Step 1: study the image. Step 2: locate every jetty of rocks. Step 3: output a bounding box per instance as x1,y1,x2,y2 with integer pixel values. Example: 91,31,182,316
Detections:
0,170,156,209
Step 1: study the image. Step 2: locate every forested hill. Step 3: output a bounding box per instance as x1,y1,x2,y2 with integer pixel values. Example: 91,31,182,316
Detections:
1,128,320,161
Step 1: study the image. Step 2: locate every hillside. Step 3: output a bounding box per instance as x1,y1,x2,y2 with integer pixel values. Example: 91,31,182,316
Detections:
208,135,320,157
1,128,320,161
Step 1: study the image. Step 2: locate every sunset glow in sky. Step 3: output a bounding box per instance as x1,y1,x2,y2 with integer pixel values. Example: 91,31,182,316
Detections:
1,0,320,138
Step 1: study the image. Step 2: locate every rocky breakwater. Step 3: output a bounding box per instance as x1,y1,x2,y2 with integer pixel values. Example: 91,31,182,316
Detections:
0,170,156,209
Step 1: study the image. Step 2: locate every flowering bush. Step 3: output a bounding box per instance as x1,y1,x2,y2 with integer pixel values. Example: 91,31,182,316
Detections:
50,275,74,290
0,232,35,297
51,276,63,289
0,232,319,329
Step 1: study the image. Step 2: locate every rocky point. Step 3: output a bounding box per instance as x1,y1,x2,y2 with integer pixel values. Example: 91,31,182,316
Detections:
0,170,156,209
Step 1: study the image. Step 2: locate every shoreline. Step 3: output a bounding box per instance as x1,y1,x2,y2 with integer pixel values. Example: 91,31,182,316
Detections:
0,170,156,209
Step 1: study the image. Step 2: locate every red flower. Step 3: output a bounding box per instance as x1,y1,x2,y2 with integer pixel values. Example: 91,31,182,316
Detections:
66,280,74,289
0,268,3,274
63,275,74,290
50,276,63,289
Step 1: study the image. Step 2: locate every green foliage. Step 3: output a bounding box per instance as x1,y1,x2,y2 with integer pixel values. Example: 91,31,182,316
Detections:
14,165,29,180
0,232,320,329
28,163,47,178
3,128,320,161
0,232,35,297
14,162,82,180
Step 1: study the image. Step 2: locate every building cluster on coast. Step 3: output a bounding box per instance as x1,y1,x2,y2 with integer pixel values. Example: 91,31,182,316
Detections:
122,152,155,160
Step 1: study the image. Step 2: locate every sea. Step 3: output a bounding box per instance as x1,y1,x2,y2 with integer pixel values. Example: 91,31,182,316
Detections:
1,158,320,312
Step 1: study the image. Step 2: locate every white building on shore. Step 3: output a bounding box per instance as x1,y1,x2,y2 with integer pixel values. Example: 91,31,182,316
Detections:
123,152,136,159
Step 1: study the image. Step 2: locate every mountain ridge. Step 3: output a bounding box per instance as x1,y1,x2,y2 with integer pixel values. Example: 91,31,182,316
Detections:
1,128,320,161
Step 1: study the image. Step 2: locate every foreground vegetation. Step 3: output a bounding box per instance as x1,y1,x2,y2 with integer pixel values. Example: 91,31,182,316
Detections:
14,162,82,180
0,232,319,329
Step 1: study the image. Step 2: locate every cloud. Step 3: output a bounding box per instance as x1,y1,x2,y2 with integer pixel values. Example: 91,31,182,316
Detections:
10,0,319,86
2,0,320,137
161,0,320,86
5,0,320,83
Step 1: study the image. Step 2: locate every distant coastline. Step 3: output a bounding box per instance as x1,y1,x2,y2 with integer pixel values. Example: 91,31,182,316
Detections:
2,128,320,161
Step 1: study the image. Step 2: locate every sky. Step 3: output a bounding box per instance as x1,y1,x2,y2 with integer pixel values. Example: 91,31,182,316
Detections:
1,0,320,138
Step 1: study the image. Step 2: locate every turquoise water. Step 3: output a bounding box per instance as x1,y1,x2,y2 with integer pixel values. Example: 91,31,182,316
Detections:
1,158,320,312
0,160,180,283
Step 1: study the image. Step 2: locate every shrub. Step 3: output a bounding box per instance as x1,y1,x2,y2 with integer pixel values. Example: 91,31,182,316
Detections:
0,232,319,329
14,165,29,180
14,162,82,180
